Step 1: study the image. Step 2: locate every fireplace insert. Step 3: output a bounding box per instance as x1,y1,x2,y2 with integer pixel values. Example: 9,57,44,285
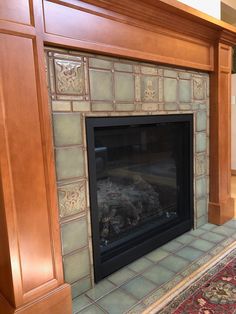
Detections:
86,114,193,282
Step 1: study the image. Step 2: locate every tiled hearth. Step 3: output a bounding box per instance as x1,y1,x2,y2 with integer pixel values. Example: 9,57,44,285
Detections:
45,48,209,298
72,221,236,314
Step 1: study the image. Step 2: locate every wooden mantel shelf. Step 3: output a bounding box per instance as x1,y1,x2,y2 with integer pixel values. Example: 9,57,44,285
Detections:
0,0,236,313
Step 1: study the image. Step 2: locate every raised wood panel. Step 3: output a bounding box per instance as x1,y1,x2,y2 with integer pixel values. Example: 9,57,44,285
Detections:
0,0,32,26
0,33,54,295
44,1,213,71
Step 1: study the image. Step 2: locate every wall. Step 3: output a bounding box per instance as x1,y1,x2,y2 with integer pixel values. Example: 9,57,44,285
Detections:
178,0,221,19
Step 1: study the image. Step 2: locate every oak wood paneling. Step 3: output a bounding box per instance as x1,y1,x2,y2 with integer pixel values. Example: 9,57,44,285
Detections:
0,33,54,294
0,0,32,26
44,1,213,71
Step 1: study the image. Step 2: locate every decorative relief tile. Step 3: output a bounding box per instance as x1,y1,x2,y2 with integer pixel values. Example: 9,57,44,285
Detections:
141,76,158,102
58,181,86,218
54,59,84,95
115,72,135,101
193,78,205,100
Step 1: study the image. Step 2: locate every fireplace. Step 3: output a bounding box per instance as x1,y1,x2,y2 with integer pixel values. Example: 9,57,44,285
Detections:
86,114,193,281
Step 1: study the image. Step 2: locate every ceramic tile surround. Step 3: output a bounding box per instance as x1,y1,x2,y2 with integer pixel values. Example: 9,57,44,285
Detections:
45,47,209,298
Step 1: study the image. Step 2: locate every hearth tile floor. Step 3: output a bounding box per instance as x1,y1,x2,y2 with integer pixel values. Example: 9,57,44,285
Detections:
72,220,236,314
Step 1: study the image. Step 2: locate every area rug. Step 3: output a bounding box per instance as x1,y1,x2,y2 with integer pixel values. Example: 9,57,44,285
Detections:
157,247,236,314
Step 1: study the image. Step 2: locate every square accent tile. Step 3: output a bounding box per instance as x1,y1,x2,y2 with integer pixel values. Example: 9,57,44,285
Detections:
72,294,92,314
141,76,158,102
145,249,170,263
200,232,225,243
161,241,183,253
128,257,153,273
176,234,196,245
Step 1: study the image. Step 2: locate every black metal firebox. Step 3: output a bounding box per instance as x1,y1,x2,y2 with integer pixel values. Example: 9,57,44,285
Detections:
86,114,193,282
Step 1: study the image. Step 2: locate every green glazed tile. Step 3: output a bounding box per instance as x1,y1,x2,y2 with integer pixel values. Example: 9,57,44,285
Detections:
108,268,136,286
97,289,137,314
176,246,204,261
114,63,133,72
176,234,195,245
89,69,113,101
200,232,225,243
78,304,106,314
145,249,170,263
61,218,88,255
115,103,135,111
164,69,178,78
164,103,178,110
200,223,216,231
73,101,90,112
72,294,92,314
91,102,113,111
164,78,177,102
190,239,215,252
196,215,208,228
179,103,191,110
189,228,206,236
196,110,207,131
179,80,191,102
121,276,156,300
142,265,175,286
224,219,236,228
196,155,207,176
212,225,235,237
71,277,92,299
53,113,82,146
128,257,153,273
86,279,116,301
52,100,71,111
55,147,84,180
196,177,207,199
141,76,158,102
63,248,90,283
159,255,190,273
179,72,191,79
115,72,134,101
89,58,112,69
161,241,183,253
196,198,207,218
196,132,207,153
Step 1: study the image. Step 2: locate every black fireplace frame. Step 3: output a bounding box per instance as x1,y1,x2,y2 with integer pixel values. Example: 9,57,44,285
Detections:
86,114,194,282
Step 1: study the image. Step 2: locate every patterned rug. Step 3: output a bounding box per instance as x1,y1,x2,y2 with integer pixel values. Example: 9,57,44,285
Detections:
157,248,236,314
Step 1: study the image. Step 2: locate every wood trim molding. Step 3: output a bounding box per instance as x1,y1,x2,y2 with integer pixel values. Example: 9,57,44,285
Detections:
232,169,236,176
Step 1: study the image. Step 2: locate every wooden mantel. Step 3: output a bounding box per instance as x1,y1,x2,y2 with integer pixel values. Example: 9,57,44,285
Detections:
0,0,236,313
